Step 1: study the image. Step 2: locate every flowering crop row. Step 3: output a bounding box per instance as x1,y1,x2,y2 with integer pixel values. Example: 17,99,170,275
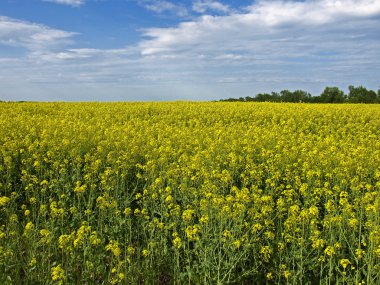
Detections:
0,102,380,284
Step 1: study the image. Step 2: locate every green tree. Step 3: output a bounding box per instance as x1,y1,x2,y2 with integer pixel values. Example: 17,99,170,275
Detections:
293,90,312,102
280,90,293,102
255,93,274,102
348,85,377,103
320,87,346,103
279,90,311,102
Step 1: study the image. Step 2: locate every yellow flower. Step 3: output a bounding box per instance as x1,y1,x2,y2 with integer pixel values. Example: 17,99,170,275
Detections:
165,195,173,204
264,231,275,240
142,249,150,257
105,240,121,257
24,222,35,236
232,239,242,249
127,245,135,255
309,205,319,217
182,209,195,222
74,181,87,194
252,223,262,233
172,236,182,249
260,246,272,262
324,246,335,257
266,272,273,280
0,196,10,207
74,223,91,248
29,257,37,267
90,231,101,246
348,218,359,228
39,229,51,244
123,207,132,215
289,205,300,216
375,245,380,258
355,248,365,260
340,259,351,269
51,264,65,284
185,225,200,240
59,234,72,249
283,270,291,279
199,215,209,224
69,206,78,214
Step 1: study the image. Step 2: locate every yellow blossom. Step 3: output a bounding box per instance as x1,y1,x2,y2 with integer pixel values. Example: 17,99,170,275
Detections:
0,196,10,207
182,209,195,222
51,264,65,284
340,259,351,269
106,240,121,257
324,246,335,257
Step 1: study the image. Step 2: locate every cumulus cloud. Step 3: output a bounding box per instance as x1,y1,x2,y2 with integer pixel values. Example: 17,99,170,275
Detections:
140,0,380,56
192,0,230,14
245,0,380,26
0,16,77,50
42,0,85,7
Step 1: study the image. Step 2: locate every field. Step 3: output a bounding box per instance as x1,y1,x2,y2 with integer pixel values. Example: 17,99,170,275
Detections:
1,102,380,284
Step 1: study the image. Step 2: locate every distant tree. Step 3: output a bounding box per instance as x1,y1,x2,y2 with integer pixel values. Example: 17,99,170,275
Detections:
270,92,281,102
293,90,312,102
367,90,377,103
219,85,380,103
310,95,322,103
279,90,293,102
220,98,239,102
320,87,346,103
278,90,311,102
348,85,377,103
255,93,274,102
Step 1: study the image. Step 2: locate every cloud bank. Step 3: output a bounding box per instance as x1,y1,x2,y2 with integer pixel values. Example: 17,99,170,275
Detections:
140,0,380,56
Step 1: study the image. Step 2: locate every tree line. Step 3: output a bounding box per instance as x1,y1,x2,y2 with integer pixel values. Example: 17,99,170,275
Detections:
220,85,380,103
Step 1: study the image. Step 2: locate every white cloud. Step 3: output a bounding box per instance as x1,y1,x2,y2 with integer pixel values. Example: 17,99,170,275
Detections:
192,0,230,14
42,0,85,7
139,0,380,56
0,16,77,50
244,0,380,26
28,47,137,62
139,1,188,17
214,53,244,60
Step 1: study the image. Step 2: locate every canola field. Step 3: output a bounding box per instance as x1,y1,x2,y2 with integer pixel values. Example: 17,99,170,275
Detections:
0,102,380,284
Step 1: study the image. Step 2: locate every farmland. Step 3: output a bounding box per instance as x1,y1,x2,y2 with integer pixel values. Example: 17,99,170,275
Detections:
1,102,380,284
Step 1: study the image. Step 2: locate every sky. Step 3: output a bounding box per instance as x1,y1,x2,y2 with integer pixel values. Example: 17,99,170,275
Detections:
0,0,379,101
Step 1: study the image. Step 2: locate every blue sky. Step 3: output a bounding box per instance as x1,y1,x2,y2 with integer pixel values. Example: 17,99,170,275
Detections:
0,0,379,101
